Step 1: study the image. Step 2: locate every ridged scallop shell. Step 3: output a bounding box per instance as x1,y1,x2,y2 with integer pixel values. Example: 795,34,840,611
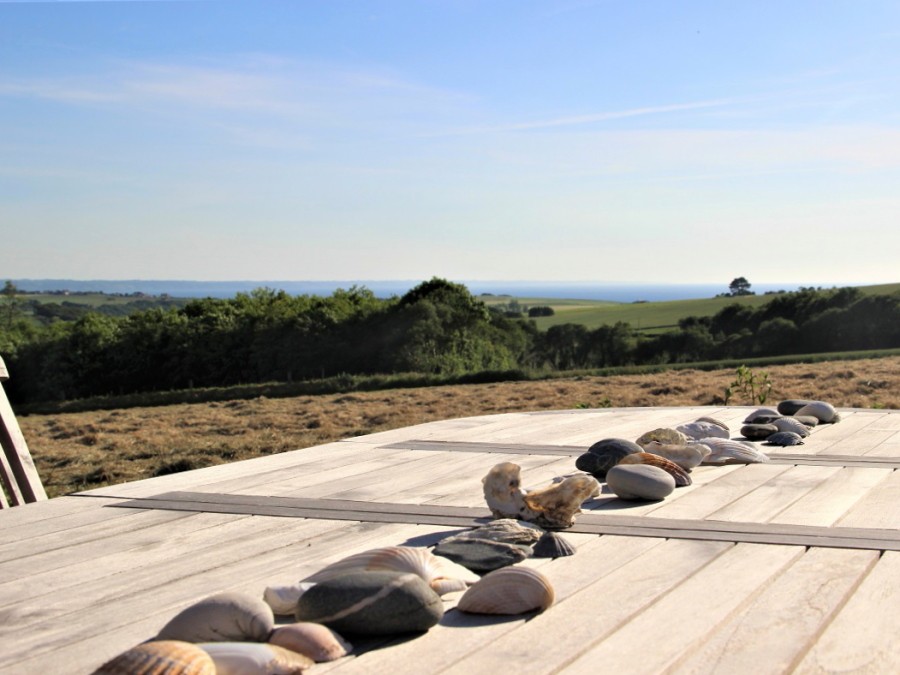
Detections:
531,531,576,558
771,416,811,437
695,416,729,431
523,474,600,529
765,431,805,446
617,452,692,486
93,641,215,675
197,643,313,675
694,438,770,464
676,421,730,441
456,566,555,615
269,622,352,663
302,546,479,595
636,428,689,448
794,401,838,423
642,441,711,471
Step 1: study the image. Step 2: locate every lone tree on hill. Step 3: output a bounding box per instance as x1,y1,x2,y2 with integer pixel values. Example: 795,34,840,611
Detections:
729,277,754,296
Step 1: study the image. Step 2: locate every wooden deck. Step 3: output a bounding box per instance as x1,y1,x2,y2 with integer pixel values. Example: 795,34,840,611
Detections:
3,405,900,673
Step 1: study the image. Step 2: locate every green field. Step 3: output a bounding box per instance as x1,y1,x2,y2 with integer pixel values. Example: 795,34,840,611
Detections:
484,283,900,333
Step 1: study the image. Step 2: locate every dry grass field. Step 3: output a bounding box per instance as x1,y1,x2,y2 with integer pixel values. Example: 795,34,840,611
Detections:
16,356,900,498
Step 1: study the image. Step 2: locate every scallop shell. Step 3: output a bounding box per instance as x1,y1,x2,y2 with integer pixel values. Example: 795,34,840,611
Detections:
694,437,770,464
531,531,576,558
636,428,689,448
456,566,555,615
765,431,805,446
794,401,838,424
617,452,692,486
263,583,315,616
302,546,479,595
642,441,711,471
269,622,352,663
522,474,600,529
482,462,537,521
676,421,730,441
771,416,811,437
92,640,215,675
695,416,729,431
197,643,313,675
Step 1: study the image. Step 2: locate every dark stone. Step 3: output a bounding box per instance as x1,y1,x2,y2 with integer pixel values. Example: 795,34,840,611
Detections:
295,571,443,635
777,399,814,416
579,438,642,477
433,537,528,573
740,423,778,440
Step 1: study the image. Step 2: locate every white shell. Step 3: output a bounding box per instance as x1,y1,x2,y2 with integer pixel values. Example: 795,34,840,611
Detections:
301,546,479,595
771,417,811,437
482,462,538,521
794,401,837,423
694,437,770,464
676,421,730,441
198,643,313,675
93,640,215,675
263,583,316,616
456,565,555,615
522,474,601,529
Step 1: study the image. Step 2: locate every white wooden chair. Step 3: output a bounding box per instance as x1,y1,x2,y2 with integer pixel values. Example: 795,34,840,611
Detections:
0,355,47,507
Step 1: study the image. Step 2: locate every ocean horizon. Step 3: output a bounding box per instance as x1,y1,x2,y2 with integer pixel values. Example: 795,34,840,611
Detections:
11,278,853,303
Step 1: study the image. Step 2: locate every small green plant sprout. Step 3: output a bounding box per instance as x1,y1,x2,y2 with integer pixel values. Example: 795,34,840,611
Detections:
574,397,613,410
724,365,773,405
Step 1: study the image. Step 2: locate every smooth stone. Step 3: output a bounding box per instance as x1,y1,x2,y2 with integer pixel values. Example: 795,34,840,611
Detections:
295,571,443,636
432,537,529,573
794,401,838,424
580,438,642,477
156,592,274,643
778,399,814,415
740,423,778,440
743,413,783,425
794,415,819,427
606,464,675,501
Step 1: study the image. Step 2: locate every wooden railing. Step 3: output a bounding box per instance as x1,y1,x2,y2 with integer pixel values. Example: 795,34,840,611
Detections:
0,355,47,507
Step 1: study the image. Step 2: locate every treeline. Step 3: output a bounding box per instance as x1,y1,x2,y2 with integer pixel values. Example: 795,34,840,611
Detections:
1,279,898,405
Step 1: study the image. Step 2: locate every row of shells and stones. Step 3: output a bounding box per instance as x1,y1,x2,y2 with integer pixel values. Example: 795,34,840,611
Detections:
94,524,566,675
93,399,838,674
485,398,839,513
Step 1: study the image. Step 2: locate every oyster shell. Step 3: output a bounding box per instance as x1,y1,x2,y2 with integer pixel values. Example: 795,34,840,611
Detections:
695,416,729,431
694,437,770,465
482,462,538,521
522,474,600,529
642,441,711,471
92,641,215,675
636,428,689,448
676,421,730,441
531,531,576,558
302,546,479,596
269,622,352,663
456,565,555,615
617,452,691,486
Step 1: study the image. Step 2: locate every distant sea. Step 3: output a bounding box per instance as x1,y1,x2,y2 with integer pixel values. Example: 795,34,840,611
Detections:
12,279,843,303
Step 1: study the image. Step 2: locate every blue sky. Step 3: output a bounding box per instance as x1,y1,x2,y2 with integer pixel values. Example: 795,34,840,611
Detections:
2,1,899,285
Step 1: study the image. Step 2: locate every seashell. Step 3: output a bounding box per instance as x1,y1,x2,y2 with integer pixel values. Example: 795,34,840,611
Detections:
606,464,675,501
578,438,642,477
302,546,479,596
693,438,770,465
531,531,576,558
456,565,555,615
695,416,729,431
643,441,711,471
482,462,538,521
765,431,805,447
268,622,352,662
447,518,543,547
636,428,689,448
743,408,781,424
740,423,778,440
263,583,315,616
92,640,215,675
794,401,838,424
552,472,601,498
197,642,313,675
522,474,600,529
771,417,811,437
676,421,730,441
617,452,692,487
778,399,813,416
156,592,274,644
